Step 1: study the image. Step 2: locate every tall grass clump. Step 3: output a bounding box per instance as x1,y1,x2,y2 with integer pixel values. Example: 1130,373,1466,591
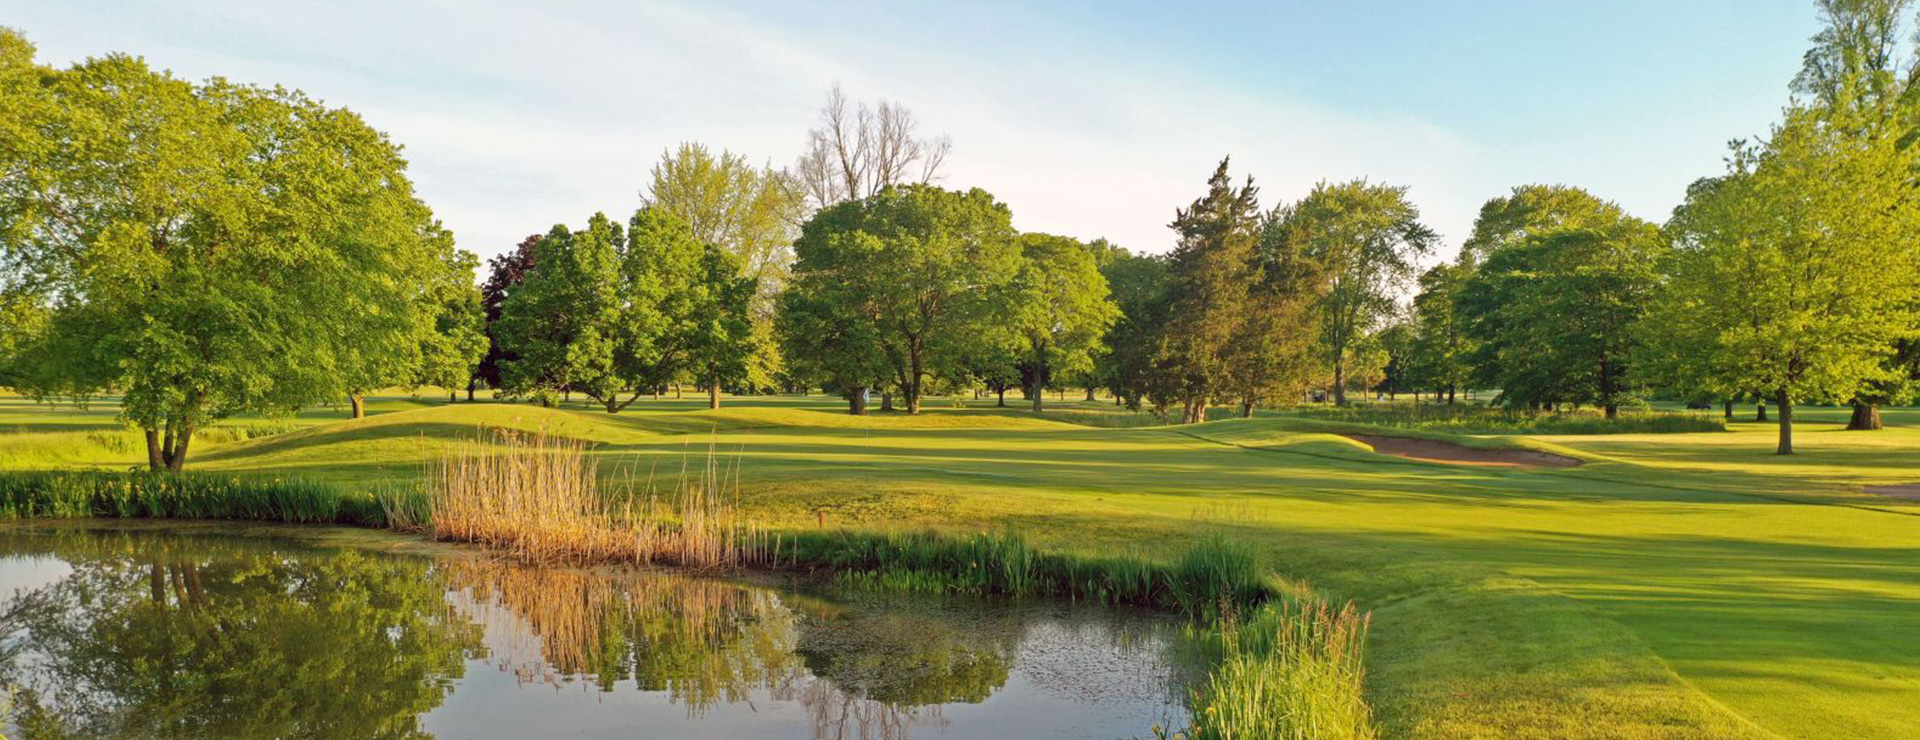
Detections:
1173,598,1375,740
0,471,382,525
1166,534,1264,617
788,529,1266,618
423,429,767,568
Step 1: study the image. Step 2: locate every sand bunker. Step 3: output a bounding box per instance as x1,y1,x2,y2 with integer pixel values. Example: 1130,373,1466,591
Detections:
1342,434,1582,469
1866,484,1920,501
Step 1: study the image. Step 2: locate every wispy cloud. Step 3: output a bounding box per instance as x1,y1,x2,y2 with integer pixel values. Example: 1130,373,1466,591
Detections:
7,0,1682,263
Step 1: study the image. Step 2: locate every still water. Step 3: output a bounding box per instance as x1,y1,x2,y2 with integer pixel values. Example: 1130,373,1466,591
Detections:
0,525,1195,740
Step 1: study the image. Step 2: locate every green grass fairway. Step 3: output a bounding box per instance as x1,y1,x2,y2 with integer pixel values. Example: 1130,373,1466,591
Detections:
4,391,1917,739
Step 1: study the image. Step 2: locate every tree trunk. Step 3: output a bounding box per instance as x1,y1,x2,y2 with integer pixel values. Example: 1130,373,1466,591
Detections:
1085,385,1096,402
848,387,868,416
1332,361,1348,406
167,431,190,472
1031,387,1044,413
467,379,477,402
145,429,165,472
1604,403,1618,420
1756,403,1767,422
1847,402,1883,431
709,382,721,410
1723,400,1734,420
674,384,682,400
881,391,894,412
996,388,1006,407
449,391,456,403
1447,384,1456,405
1775,391,1794,455
1240,398,1254,418
349,395,366,419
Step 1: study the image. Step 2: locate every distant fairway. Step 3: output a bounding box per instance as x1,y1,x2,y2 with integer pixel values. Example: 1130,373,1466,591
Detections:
3,391,1917,740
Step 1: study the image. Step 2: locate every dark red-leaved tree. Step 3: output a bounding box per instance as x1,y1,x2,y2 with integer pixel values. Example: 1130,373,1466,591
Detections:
473,235,541,398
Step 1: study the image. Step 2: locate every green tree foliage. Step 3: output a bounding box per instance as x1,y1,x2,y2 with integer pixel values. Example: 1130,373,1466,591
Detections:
1789,0,1920,429
1227,206,1330,415
1011,233,1120,412
496,216,625,408
1460,218,1663,416
1286,180,1437,406
0,32,461,470
1090,244,1171,411
475,235,540,397
1406,263,1473,403
686,246,758,409
782,185,1022,415
1155,159,1263,423
1649,97,1920,454
643,142,805,391
496,207,753,411
417,249,489,401
1373,320,1417,399
1458,184,1634,266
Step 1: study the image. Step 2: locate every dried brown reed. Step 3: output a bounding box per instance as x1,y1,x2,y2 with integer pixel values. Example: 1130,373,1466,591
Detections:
427,428,770,569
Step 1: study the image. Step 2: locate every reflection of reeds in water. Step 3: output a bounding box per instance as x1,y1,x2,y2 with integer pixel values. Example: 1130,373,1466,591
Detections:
422,429,769,568
440,559,967,738
443,559,800,709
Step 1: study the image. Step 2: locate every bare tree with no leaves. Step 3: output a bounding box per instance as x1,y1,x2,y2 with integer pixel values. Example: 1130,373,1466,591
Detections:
795,83,952,208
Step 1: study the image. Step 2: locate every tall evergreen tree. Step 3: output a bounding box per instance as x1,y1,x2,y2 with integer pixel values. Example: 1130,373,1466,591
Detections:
1155,159,1261,423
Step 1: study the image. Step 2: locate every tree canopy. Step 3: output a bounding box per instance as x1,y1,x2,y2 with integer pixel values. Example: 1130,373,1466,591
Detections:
0,31,469,469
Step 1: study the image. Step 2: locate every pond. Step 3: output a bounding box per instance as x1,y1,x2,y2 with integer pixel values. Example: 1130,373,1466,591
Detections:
0,524,1198,740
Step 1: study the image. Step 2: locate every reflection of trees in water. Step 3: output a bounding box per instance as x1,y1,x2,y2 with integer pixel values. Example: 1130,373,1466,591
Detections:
444,561,805,709
445,562,1022,738
0,531,1135,740
0,529,482,740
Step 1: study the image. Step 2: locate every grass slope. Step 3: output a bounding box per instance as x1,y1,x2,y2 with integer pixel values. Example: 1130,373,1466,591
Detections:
4,392,1918,739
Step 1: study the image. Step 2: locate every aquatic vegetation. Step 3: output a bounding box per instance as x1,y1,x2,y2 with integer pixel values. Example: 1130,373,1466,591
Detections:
789,529,1267,619
1171,598,1375,740
0,470,385,525
421,428,769,568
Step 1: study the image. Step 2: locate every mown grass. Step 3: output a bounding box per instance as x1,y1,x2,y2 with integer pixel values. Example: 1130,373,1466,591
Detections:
3,391,1918,739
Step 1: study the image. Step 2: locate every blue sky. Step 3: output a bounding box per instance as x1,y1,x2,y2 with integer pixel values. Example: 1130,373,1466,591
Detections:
2,1,1818,262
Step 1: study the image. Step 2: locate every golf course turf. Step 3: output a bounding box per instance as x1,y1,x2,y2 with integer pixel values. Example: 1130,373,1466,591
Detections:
3,392,1916,740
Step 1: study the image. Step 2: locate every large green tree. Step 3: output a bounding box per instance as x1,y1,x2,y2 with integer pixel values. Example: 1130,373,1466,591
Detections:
1286,180,1437,406
1457,184,1634,266
1407,263,1473,403
1089,244,1170,411
1651,97,1920,454
0,32,461,469
643,143,805,391
1790,0,1920,429
1460,220,1663,417
416,248,488,402
495,215,625,409
686,245,758,409
1011,233,1119,412
782,184,1022,415
1155,159,1262,423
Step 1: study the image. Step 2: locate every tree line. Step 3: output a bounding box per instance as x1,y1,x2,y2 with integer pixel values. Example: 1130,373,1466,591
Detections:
5,0,1920,469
